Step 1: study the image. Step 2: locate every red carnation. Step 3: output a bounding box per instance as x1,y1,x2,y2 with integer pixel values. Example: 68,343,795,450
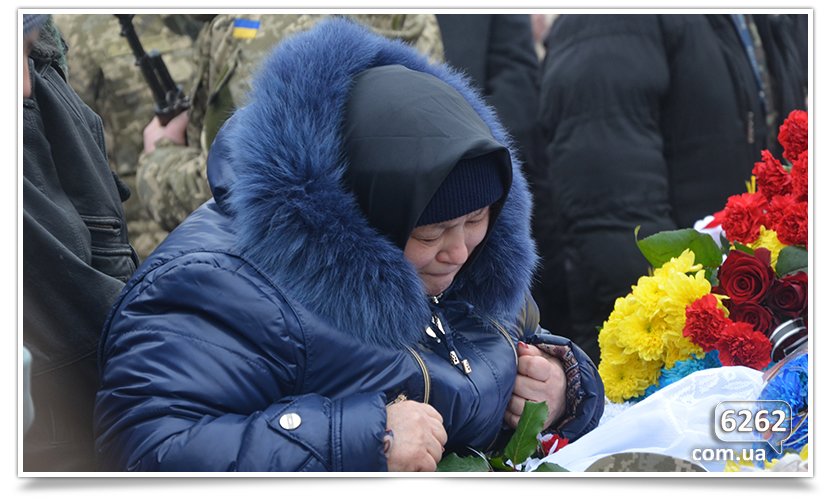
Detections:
717,192,768,244
716,321,772,370
791,150,808,202
766,272,808,320
774,201,808,247
717,249,775,304
778,110,808,164
752,150,792,201
765,194,794,229
728,301,777,336
684,294,731,351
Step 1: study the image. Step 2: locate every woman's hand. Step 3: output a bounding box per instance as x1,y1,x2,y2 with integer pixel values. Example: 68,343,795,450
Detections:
385,400,448,472
504,342,567,429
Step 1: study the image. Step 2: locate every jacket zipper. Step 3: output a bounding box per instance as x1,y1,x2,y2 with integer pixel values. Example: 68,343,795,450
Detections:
406,347,431,404
386,392,408,407
428,294,473,375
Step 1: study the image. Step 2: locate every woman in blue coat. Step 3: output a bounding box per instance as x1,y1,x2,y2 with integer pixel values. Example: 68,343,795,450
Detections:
94,18,604,472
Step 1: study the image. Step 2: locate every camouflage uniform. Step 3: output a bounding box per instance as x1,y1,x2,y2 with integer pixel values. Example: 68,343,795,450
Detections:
136,13,445,233
53,14,199,260
584,452,708,472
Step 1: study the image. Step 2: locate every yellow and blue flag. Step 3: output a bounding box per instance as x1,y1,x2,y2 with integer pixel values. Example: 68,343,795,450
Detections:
233,18,260,39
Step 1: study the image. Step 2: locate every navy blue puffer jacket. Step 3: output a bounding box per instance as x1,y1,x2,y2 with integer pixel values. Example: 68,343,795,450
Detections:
94,19,604,472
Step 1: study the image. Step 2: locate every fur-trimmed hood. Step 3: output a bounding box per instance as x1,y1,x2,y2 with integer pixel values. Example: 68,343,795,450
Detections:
207,18,537,349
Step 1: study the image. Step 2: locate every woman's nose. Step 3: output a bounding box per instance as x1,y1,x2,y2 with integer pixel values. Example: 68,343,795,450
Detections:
438,232,469,265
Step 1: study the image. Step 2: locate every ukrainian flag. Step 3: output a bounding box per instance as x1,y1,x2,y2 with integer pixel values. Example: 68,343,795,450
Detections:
233,18,260,39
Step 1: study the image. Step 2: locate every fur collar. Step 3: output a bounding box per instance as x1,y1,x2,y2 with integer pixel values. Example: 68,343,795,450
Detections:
215,19,537,349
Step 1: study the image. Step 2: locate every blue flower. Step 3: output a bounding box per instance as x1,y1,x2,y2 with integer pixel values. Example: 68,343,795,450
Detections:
627,351,722,403
759,353,808,457
657,350,722,389
760,354,808,411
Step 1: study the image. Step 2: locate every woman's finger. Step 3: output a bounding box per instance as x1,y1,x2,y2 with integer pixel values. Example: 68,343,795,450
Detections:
517,355,552,383
506,394,526,416
517,341,546,358
426,436,444,464
504,410,520,428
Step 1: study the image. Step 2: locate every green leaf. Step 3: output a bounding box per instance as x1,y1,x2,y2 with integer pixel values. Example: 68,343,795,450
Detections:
635,228,723,269
532,462,570,472
720,234,731,255
488,456,515,472
503,401,548,465
776,246,808,277
436,452,491,472
732,244,755,255
704,267,719,287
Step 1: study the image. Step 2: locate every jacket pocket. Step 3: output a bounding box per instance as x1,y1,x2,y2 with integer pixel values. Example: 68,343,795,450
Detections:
81,215,136,282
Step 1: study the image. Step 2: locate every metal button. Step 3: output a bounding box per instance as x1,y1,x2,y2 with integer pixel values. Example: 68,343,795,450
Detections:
279,412,302,430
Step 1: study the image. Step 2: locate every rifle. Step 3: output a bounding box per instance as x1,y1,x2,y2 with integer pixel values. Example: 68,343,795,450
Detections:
115,14,189,126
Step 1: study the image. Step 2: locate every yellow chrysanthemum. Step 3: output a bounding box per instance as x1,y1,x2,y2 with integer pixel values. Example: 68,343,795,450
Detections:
599,352,663,403
651,261,712,364
617,312,665,362
608,294,642,323
662,333,705,368
749,226,788,269
659,269,711,306
630,287,660,315
598,329,635,365
598,249,717,400
656,249,702,276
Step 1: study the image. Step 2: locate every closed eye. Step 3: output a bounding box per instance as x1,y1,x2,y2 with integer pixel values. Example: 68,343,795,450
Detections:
415,232,443,243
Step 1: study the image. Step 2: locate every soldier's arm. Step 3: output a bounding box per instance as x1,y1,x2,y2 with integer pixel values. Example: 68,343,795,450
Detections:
134,16,213,233
136,139,211,232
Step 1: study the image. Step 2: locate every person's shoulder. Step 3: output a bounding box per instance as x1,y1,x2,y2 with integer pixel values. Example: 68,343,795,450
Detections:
553,13,665,36
126,222,301,327
52,14,119,58
346,14,444,63
203,14,324,101
138,203,240,265
207,13,322,46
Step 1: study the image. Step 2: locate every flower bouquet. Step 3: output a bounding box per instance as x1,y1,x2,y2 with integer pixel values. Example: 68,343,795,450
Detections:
598,110,809,404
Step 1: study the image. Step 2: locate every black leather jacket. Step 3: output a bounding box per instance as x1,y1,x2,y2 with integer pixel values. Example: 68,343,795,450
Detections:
23,29,137,471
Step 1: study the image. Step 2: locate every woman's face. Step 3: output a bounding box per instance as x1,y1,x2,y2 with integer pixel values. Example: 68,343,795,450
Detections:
404,206,491,296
